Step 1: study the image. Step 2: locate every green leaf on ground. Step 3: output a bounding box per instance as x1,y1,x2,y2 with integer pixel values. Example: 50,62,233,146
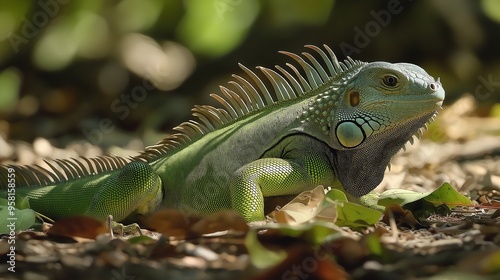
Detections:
128,235,156,245
378,182,473,220
16,195,31,210
326,188,348,202
266,221,343,245
0,198,36,234
245,228,287,269
326,189,383,228
379,182,472,208
378,189,429,207
424,182,472,208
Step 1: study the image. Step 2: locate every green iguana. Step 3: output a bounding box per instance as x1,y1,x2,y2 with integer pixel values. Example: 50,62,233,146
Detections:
0,45,445,222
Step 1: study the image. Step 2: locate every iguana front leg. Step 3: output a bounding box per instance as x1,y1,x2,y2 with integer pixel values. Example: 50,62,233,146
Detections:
85,161,163,222
229,135,337,221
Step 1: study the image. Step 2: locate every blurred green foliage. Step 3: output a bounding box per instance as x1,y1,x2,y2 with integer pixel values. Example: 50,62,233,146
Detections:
0,68,21,113
178,0,260,58
0,0,499,142
481,0,500,22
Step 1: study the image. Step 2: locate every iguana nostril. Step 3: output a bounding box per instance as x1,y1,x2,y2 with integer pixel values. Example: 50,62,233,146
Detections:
430,83,438,91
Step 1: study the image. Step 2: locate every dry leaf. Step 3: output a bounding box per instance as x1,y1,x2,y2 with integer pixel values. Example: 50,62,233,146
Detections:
149,242,178,259
268,185,337,224
147,209,201,238
47,216,107,240
149,209,248,238
190,210,249,235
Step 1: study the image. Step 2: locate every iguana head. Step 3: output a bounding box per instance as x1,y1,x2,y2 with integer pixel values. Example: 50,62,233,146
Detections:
322,61,445,196
329,62,444,149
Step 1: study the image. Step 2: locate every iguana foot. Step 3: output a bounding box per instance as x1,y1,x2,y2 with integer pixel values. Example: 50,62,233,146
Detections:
107,215,143,237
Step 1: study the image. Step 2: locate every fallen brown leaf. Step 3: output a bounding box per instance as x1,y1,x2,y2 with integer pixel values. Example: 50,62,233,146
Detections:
47,216,107,240
190,210,249,235
147,209,202,238
268,185,337,225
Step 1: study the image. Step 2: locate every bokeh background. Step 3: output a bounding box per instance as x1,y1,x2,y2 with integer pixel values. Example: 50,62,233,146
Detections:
0,0,499,156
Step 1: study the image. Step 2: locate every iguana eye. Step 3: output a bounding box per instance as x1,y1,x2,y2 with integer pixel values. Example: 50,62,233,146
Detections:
382,75,399,87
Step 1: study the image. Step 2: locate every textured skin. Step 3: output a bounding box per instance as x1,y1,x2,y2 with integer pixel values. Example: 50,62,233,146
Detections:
0,46,445,222
11,162,162,221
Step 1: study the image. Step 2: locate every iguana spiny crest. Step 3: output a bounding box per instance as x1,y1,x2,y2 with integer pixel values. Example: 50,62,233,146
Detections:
136,44,370,162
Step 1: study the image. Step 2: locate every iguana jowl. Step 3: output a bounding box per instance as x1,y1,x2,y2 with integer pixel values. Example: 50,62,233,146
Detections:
0,45,445,222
